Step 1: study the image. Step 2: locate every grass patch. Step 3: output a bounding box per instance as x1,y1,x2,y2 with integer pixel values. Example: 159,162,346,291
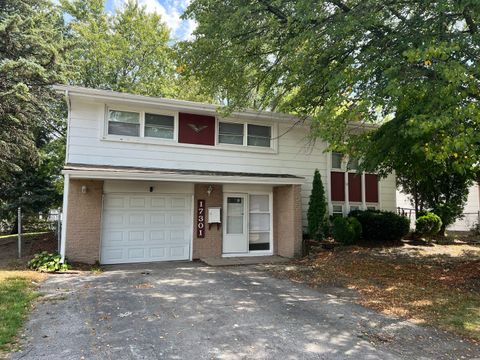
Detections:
268,244,480,342
0,271,46,352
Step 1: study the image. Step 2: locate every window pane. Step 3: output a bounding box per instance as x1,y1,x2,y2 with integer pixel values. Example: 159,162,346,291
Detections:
145,113,174,139
249,213,270,232
332,205,343,214
347,158,359,170
247,124,271,147
227,197,244,234
219,122,243,145
108,122,139,136
249,195,269,212
249,233,270,250
332,152,343,169
108,110,139,124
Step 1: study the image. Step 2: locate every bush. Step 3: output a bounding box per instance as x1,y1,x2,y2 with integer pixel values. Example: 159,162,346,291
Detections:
416,212,442,237
28,251,70,272
307,169,328,240
349,210,410,242
332,216,362,245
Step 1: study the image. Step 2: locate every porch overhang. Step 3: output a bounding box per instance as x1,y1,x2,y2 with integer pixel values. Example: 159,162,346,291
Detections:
62,163,304,185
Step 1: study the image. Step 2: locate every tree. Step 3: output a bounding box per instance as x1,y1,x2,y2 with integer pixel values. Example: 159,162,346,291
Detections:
0,0,66,179
182,0,479,226
307,169,327,240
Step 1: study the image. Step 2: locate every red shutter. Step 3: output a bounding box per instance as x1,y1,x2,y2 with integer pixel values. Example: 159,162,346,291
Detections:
330,172,345,201
348,173,362,202
365,174,379,203
178,113,215,146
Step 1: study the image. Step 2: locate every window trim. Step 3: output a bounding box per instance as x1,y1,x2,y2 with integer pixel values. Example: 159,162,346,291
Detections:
104,105,178,143
215,118,277,153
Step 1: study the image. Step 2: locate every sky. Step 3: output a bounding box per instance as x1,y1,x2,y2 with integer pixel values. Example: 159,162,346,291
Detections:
105,0,197,40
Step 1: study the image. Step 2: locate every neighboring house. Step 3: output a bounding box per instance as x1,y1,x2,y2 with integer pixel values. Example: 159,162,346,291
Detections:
397,183,480,231
55,85,397,265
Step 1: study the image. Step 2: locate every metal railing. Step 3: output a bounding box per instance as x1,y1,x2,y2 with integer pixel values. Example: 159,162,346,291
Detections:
397,207,480,232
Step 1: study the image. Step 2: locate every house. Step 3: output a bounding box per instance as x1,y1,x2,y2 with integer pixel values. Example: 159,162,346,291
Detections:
55,85,397,265
397,183,480,231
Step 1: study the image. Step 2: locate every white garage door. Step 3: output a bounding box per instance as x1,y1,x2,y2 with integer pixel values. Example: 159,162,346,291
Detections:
101,194,192,264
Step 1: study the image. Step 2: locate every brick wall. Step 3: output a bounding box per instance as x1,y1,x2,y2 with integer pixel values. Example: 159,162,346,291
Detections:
65,179,103,264
273,184,303,258
192,184,223,259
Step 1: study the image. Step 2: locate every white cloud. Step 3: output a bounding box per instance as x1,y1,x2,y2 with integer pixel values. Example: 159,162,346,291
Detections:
113,0,187,37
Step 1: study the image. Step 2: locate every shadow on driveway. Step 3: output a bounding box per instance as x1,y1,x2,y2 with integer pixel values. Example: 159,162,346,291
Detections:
11,261,480,360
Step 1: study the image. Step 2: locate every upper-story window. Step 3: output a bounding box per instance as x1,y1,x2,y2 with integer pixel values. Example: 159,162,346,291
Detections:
248,124,271,147
331,152,343,169
108,110,140,136
218,122,244,145
218,121,272,148
347,158,359,171
144,113,174,139
107,108,176,140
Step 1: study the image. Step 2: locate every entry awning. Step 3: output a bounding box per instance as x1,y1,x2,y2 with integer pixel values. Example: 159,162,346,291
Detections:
63,163,304,185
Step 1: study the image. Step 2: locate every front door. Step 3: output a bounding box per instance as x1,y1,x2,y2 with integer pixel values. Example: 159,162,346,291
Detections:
222,194,248,253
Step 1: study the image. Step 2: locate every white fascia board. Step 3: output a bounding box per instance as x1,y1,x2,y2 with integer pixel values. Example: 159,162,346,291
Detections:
62,169,304,185
53,85,300,124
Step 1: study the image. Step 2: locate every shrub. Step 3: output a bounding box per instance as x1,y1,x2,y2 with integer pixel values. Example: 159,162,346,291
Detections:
307,169,328,240
349,210,410,242
28,252,70,272
416,212,442,237
332,216,362,245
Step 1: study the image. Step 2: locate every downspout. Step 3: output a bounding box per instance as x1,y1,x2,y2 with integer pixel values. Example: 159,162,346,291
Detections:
60,89,71,263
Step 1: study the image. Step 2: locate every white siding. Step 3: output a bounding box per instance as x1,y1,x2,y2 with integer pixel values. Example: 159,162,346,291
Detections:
397,184,480,231
68,98,398,229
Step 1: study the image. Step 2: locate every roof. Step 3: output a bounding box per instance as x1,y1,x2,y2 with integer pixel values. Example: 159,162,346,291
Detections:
53,84,301,123
63,163,304,185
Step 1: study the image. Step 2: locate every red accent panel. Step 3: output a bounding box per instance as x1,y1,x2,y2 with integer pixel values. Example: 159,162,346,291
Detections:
348,173,362,202
365,174,379,203
330,172,345,201
178,113,215,146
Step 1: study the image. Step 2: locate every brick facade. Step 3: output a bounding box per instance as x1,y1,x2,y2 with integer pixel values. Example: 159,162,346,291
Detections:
273,184,303,258
192,184,223,259
65,179,103,264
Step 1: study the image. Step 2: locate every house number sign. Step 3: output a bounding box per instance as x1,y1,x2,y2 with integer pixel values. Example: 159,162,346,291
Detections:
197,199,205,238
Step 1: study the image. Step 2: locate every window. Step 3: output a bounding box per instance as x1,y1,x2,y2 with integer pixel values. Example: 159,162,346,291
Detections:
367,206,376,211
247,124,271,147
218,122,243,145
347,158,359,171
249,195,271,251
349,205,360,212
332,152,343,169
332,205,343,217
144,113,174,139
108,110,140,136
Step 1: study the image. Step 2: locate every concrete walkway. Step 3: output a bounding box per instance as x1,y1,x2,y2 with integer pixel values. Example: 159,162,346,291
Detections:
11,262,480,360
201,255,289,266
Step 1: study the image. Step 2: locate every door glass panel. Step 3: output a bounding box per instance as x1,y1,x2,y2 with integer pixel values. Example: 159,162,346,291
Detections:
249,195,269,212
249,213,270,232
227,197,244,234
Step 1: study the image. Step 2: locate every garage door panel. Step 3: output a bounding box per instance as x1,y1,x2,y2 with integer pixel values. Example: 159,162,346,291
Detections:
129,197,147,208
101,194,191,264
151,197,166,208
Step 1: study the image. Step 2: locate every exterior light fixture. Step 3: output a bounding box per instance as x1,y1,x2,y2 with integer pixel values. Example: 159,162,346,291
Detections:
207,185,214,196
81,185,87,194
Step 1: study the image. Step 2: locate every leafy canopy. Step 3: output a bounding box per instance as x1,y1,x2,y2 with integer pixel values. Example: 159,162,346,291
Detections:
0,0,66,178
182,0,479,173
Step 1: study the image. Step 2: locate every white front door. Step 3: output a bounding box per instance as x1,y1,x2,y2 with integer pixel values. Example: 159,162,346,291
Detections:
101,193,192,264
222,194,248,253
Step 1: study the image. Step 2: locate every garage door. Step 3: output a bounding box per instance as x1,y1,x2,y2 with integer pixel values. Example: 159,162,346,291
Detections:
101,194,192,264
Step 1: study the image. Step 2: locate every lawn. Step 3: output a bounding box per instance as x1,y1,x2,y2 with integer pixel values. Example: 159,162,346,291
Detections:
267,241,480,343
0,271,46,353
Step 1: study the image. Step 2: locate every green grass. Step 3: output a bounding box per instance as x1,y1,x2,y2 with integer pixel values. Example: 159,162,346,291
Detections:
0,272,44,352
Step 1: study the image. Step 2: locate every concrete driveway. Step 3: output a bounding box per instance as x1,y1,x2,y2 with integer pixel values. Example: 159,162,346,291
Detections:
12,262,479,360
